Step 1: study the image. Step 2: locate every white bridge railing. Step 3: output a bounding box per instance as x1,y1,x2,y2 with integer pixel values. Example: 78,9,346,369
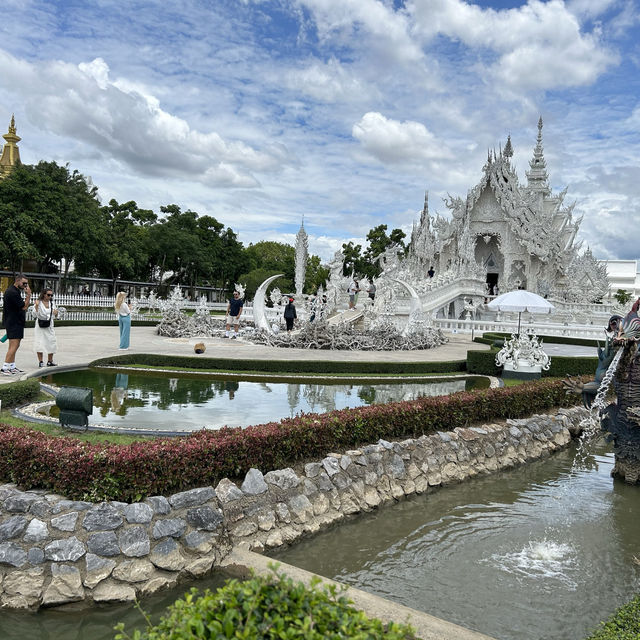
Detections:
434,317,606,340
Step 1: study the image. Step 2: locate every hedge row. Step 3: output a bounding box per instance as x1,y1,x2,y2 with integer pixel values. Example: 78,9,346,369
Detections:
585,595,640,639
466,349,598,378
115,571,418,640
91,353,467,375
476,332,602,348
0,379,40,409
0,379,581,502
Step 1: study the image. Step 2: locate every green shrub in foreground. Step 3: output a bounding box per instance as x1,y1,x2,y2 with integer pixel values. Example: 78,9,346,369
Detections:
0,378,40,409
585,595,640,640
114,570,418,640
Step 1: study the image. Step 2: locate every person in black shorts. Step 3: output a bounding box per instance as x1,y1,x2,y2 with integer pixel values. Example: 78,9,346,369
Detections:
2,274,31,376
225,291,244,338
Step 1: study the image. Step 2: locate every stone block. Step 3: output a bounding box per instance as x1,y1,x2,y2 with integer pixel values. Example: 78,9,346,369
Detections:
145,496,171,515
186,506,224,531
152,518,187,539
140,575,178,596
0,515,28,540
215,478,244,503
3,566,45,608
275,502,291,523
92,579,136,603
27,548,45,565
4,492,38,513
44,537,86,562
123,503,154,524
257,511,276,531
184,557,215,578
112,559,156,583
84,553,116,588
150,538,185,571
184,531,214,553
241,469,268,495
82,504,123,531
168,487,215,509
264,468,301,490
321,457,340,477
42,564,84,606
87,531,120,557
51,512,79,532
51,500,92,514
118,527,150,557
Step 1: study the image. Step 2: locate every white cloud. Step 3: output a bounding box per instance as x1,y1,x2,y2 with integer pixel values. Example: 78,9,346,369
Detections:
409,0,618,90
352,112,452,165
0,50,288,187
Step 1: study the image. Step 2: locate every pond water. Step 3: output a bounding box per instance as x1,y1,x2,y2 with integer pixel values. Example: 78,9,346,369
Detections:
271,440,640,640
0,571,229,640
43,369,489,432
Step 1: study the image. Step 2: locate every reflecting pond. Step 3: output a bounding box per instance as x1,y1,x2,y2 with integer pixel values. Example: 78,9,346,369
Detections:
271,440,640,640
43,369,489,432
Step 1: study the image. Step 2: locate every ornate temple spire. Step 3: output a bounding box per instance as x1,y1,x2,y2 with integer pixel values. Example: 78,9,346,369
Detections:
526,116,549,193
503,134,513,159
294,217,309,297
0,114,21,180
421,190,429,224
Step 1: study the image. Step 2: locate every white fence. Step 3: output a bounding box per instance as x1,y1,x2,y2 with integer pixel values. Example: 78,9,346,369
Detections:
433,317,607,340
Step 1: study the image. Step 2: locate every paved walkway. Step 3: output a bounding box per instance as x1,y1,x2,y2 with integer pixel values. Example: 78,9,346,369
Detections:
1,326,492,383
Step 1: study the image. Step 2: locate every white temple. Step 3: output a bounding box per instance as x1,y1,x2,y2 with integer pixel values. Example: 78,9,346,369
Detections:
405,118,608,305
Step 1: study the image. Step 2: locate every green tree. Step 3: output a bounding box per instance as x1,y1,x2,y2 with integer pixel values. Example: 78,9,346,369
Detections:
0,161,103,279
614,289,633,307
362,224,406,279
305,254,330,294
86,199,156,290
239,241,296,296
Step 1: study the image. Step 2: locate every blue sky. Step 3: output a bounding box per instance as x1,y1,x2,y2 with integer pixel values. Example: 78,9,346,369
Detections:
1,0,639,261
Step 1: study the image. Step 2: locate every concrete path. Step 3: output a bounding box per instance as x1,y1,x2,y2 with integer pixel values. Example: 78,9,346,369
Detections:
1,326,492,384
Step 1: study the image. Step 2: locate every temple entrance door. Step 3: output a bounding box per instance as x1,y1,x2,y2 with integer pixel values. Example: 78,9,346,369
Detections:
486,272,498,296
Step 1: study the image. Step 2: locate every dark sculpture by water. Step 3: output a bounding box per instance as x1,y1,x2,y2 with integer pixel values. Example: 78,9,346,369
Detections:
565,302,640,483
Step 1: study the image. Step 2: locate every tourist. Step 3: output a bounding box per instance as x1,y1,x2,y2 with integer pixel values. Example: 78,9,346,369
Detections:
1,274,31,376
348,279,360,309
367,282,376,301
33,288,59,367
284,297,297,331
114,291,131,350
428,266,435,278
225,290,243,338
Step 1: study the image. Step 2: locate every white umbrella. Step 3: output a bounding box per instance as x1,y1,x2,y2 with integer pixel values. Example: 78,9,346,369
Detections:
487,290,555,334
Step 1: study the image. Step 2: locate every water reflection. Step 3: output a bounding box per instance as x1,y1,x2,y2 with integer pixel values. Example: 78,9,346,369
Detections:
45,369,487,432
271,441,640,640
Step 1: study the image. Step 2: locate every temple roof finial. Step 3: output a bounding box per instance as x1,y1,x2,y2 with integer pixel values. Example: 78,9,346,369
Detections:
0,114,21,180
526,116,549,193
503,134,513,158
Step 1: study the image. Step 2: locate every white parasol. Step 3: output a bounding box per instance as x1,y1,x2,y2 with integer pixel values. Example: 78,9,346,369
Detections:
487,290,555,334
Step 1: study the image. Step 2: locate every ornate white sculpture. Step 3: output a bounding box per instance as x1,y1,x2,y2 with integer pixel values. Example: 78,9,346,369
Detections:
372,118,608,312
495,333,551,371
294,219,309,297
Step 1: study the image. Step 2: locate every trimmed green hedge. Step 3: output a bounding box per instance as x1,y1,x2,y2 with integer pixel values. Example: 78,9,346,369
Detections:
0,378,581,502
115,570,418,639
585,595,640,640
0,379,40,409
466,349,598,378
476,332,602,348
91,353,467,375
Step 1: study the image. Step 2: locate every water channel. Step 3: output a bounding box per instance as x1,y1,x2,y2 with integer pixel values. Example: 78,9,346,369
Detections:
272,439,640,640
1,438,637,638
42,369,489,432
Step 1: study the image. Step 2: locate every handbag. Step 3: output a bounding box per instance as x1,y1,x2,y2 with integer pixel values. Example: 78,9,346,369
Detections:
37,303,52,328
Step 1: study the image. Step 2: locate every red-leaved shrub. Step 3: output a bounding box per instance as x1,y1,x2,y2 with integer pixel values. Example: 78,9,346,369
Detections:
0,379,580,502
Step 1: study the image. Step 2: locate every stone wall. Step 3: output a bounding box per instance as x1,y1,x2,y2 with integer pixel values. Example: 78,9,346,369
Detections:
0,406,586,610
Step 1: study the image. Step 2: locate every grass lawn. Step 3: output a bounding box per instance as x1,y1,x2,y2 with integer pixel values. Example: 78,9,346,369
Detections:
1,392,151,445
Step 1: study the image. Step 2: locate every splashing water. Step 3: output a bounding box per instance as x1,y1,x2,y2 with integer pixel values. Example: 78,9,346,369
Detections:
489,539,577,589
573,347,624,468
